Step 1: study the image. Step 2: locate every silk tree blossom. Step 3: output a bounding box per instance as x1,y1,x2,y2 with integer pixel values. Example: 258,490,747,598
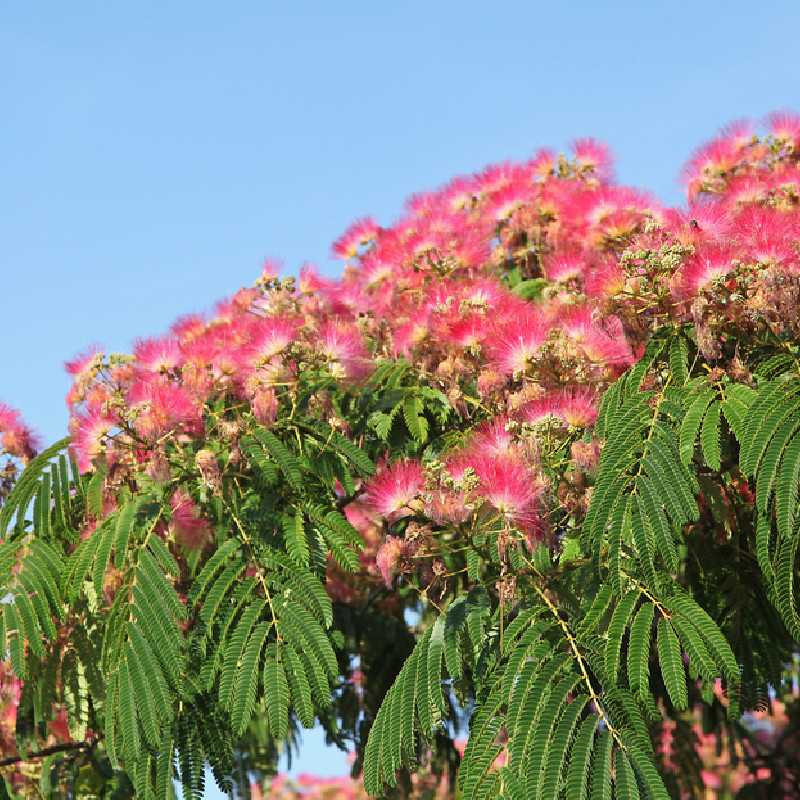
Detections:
127,379,203,440
487,312,550,376
467,416,516,456
518,388,598,428
363,460,425,522
170,489,213,550
543,250,587,283
671,245,737,300
0,403,39,461
768,111,800,150
571,138,614,181
470,452,545,533
244,317,303,365
375,535,420,587
318,320,373,380
682,119,755,199
251,386,279,426
65,345,104,406
133,336,183,373
558,305,633,366
70,409,118,472
332,217,381,260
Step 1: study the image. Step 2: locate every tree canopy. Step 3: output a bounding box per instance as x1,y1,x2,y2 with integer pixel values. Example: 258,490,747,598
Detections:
2,114,800,798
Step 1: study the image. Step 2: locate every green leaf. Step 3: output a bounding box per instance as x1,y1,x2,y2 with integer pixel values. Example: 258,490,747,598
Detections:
614,748,640,800
264,645,290,740
231,622,269,736
283,508,309,567
605,591,639,683
656,618,687,710
566,715,597,800
252,429,305,493
626,602,654,697
402,396,429,443
700,400,722,471
589,729,612,800
679,389,715,465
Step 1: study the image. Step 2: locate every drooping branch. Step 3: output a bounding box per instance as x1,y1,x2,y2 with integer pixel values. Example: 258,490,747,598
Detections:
0,740,93,768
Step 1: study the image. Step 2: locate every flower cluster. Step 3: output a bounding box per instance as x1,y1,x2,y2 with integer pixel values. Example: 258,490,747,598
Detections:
0,403,38,464
3,113,800,794
616,113,800,360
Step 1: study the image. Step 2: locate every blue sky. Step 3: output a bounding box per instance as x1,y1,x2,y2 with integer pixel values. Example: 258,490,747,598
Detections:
3,1,800,792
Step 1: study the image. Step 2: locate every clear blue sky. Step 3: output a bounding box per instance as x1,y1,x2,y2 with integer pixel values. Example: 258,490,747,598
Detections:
3,1,800,793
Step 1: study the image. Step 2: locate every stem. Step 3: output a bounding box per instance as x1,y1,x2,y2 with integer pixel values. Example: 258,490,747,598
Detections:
531,580,624,744
225,495,280,637
0,740,93,768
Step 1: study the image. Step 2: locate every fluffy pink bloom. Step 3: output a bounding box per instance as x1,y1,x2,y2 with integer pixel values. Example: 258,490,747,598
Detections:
392,318,429,357
518,388,598,428
559,306,633,365
170,489,212,550
133,336,183,373
468,416,515,456
375,536,404,587
245,317,302,365
251,386,278,426
259,258,281,282
682,120,753,198
65,345,103,379
572,138,614,181
318,320,372,380
170,313,207,343
488,182,534,221
672,245,735,299
571,439,602,471
583,258,625,299
127,380,202,440
544,251,586,283
65,345,105,407
487,312,550,376
71,409,117,472
424,488,472,526
332,217,381,259
363,460,425,521
768,111,800,149
0,403,39,460
471,452,544,531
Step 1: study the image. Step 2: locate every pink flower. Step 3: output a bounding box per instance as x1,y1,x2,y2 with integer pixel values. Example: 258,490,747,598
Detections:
559,306,633,365
363,460,425,521
375,536,404,587
487,312,550,376
259,257,281,282
133,336,183,373
251,386,279,426
471,452,544,531
468,416,515,456
518,388,598,428
544,250,586,283
768,110,800,149
127,379,203,440
572,138,614,181
332,217,381,259
71,409,117,472
245,317,302,365
170,489,212,550
0,403,38,461
318,320,373,380
672,244,735,299
65,345,103,379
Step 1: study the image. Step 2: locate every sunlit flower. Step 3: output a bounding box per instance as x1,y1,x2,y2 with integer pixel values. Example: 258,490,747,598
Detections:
363,460,425,521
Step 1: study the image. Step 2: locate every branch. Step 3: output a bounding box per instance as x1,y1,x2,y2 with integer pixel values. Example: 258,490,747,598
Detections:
0,740,92,768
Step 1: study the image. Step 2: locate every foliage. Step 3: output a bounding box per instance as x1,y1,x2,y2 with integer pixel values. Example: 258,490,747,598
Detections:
2,113,800,798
